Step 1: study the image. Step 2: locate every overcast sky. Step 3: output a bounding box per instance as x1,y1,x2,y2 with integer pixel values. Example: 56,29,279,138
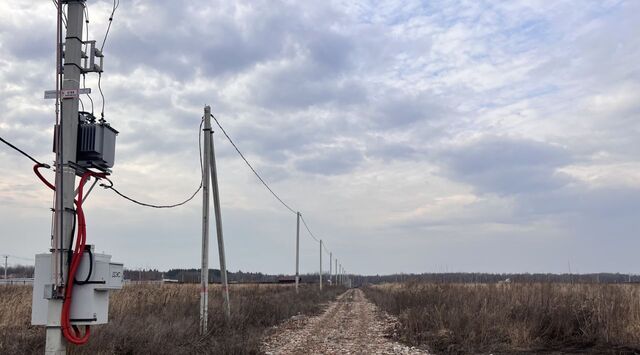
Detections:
1,0,639,275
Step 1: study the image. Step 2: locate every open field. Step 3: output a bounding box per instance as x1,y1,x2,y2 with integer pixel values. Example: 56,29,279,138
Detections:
0,283,344,354
364,282,640,354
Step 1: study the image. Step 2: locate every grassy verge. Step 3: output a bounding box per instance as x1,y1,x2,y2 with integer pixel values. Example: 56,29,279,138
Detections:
363,282,640,354
0,284,345,354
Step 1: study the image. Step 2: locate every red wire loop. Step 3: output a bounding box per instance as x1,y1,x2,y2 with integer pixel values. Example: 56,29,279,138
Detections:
34,164,106,345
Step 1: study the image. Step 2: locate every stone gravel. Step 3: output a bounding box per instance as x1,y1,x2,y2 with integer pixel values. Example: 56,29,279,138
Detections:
262,289,429,355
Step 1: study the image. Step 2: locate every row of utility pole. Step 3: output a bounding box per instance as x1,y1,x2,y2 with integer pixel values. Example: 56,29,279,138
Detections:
294,212,350,293
199,106,351,336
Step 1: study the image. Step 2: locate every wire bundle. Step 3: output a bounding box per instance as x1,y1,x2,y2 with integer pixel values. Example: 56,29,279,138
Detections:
33,164,105,345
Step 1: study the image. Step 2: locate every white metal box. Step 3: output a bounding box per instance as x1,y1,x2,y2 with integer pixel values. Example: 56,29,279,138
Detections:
31,250,123,325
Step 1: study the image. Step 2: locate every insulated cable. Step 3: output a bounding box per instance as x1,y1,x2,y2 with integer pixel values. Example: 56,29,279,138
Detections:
33,164,106,345
99,119,204,209
300,215,320,243
0,136,50,168
210,114,297,215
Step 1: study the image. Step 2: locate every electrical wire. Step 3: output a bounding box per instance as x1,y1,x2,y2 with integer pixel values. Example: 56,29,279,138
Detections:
300,215,320,243
3,255,35,262
209,112,338,257
33,164,105,345
51,0,67,28
210,114,297,215
101,179,202,209
83,74,94,114
0,136,50,168
100,0,119,52
99,119,204,209
97,72,105,121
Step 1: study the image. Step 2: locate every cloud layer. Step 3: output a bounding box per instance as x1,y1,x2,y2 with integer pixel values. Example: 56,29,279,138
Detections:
0,0,639,274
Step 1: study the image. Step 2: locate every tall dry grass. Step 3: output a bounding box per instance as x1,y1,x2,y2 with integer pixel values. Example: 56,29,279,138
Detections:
0,283,344,354
364,282,640,354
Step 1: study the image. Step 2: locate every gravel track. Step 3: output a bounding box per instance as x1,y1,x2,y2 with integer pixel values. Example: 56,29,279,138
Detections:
262,288,428,355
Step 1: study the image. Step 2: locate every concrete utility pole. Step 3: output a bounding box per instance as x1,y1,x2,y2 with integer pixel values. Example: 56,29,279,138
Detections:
319,240,323,291
3,255,7,280
200,106,212,334
295,212,300,293
335,258,338,286
329,252,332,286
207,107,230,322
47,2,84,353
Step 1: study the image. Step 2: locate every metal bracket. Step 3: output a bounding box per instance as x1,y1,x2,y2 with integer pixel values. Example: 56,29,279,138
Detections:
60,40,104,73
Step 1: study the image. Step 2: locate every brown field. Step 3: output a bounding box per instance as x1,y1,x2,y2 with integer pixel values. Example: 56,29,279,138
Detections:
363,282,640,354
0,283,344,354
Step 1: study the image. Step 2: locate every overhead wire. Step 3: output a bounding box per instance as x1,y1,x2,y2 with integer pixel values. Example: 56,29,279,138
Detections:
96,0,119,121
209,113,342,262
0,136,50,168
300,215,319,243
99,119,204,209
100,0,119,52
210,114,297,215
82,3,94,114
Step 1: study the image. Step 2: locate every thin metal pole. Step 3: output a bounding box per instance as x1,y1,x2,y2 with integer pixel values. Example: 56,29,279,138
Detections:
329,252,332,286
295,212,300,293
319,240,323,291
47,2,84,353
208,110,231,322
200,106,212,334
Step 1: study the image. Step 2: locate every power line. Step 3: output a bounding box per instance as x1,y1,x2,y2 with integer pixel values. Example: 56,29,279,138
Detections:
300,215,320,243
100,119,204,209
0,136,49,168
101,179,201,209
209,112,337,257
3,254,35,262
100,0,119,52
210,114,297,214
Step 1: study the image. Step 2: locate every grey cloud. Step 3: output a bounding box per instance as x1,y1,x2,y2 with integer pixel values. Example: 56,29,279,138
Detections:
294,145,363,176
438,136,572,196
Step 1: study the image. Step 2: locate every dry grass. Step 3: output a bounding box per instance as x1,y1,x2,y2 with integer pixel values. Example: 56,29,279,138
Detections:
364,282,640,354
0,283,344,354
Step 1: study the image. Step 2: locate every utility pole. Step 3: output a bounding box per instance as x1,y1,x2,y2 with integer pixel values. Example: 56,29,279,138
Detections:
319,240,323,291
208,107,230,322
295,212,300,293
200,106,212,334
47,2,84,353
329,252,332,286
3,255,7,280
335,258,338,286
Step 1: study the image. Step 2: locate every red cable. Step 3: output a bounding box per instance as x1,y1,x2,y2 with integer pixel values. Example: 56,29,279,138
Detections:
34,164,105,345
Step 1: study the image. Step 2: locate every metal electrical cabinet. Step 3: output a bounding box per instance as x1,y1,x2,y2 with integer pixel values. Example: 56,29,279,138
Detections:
31,248,123,325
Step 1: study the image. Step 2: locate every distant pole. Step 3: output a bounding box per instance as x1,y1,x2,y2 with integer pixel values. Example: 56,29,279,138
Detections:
200,106,212,334
295,212,300,293
319,240,323,291
208,107,231,322
3,255,7,280
329,252,332,286
335,258,338,286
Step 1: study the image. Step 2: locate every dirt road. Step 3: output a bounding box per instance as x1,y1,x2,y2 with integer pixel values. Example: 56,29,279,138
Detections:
262,288,428,355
